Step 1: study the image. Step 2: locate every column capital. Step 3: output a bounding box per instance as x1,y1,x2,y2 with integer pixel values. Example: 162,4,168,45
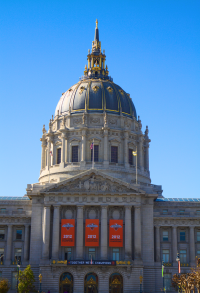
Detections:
125,205,132,210
53,205,60,210
44,205,51,210
101,205,108,210
134,205,141,210
77,205,84,210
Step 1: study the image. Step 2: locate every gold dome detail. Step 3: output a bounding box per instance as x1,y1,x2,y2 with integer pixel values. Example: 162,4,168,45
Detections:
107,86,113,93
92,85,99,92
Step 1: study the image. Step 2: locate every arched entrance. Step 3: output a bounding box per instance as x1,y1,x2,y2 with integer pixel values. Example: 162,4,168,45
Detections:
109,273,123,293
84,272,98,293
59,272,73,293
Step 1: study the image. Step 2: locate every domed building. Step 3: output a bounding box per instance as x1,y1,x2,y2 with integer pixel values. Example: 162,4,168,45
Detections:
1,20,200,293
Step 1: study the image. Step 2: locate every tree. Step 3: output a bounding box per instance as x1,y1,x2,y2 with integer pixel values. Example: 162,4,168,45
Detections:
0,278,10,293
18,264,36,293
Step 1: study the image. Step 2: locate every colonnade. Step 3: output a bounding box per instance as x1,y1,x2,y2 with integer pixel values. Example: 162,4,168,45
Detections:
5,224,30,265
42,205,142,261
41,128,150,171
155,225,196,265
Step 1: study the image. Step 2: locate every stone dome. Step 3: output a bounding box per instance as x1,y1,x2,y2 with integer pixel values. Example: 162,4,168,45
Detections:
55,80,137,119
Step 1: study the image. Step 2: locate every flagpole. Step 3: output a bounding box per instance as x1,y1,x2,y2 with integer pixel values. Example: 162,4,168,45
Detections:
92,139,94,169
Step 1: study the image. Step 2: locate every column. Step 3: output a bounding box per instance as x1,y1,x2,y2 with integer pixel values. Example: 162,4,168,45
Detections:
134,206,141,260
24,225,29,261
190,226,195,265
42,206,51,260
47,139,51,169
81,131,86,164
103,129,109,166
5,225,12,264
125,206,132,260
41,140,46,169
172,226,177,263
61,134,65,164
52,206,60,260
145,144,149,171
155,226,160,262
124,131,129,167
138,136,143,170
101,206,108,259
51,141,54,166
76,206,84,259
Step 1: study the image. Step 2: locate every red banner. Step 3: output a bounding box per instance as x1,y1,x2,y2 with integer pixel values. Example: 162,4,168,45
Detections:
61,219,75,247
109,220,123,247
85,219,99,247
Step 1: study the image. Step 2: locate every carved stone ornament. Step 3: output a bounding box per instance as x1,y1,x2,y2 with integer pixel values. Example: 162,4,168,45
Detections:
90,117,100,124
92,85,99,93
109,207,124,220
49,175,134,194
73,118,82,125
107,86,113,93
154,219,200,226
109,118,117,125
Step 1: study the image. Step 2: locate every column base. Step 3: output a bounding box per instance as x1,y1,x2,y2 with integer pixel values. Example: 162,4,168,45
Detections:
60,162,65,168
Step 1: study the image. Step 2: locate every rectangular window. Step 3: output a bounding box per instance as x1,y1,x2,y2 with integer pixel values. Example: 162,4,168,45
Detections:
197,231,200,242
11,272,17,290
72,146,78,162
111,146,118,163
197,250,200,258
129,149,133,165
197,210,200,215
64,248,72,261
91,145,99,162
16,230,22,240
57,148,61,164
164,273,171,291
179,210,185,214
0,248,4,263
162,249,169,262
15,248,22,264
180,249,187,263
0,229,5,240
163,231,168,241
0,271,2,278
162,209,168,215
89,248,96,261
180,231,186,241
112,248,119,261
17,208,23,212
0,208,6,213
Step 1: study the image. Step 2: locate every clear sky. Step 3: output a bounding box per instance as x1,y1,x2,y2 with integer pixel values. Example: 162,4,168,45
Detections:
0,0,199,198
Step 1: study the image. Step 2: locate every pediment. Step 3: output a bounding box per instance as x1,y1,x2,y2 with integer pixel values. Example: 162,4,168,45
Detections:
41,169,145,195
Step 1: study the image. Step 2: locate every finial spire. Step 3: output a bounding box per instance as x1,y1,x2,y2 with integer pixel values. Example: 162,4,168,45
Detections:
96,19,98,28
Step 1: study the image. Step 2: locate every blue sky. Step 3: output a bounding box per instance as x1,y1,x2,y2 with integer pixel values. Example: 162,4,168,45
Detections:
0,0,199,198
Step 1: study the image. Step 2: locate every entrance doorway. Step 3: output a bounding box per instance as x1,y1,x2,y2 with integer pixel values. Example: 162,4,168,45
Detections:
109,273,123,293
84,272,98,293
59,272,73,293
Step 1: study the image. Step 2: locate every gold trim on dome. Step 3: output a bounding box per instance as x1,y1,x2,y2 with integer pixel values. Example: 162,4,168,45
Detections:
119,89,124,96
79,86,86,94
92,85,99,93
107,86,113,93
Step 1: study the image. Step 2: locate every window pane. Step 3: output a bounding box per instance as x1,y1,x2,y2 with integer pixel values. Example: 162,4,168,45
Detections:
15,248,22,264
180,231,185,241
64,248,72,260
91,145,99,162
162,250,169,262
0,230,5,240
0,271,2,278
17,208,23,212
179,210,185,214
129,149,133,165
180,250,187,263
197,232,200,242
57,148,61,164
197,250,200,258
11,272,17,290
197,210,200,215
163,209,168,215
111,146,118,163
0,209,6,213
72,146,78,162
16,230,22,240
164,273,171,290
163,231,168,241
112,248,119,261
89,248,95,260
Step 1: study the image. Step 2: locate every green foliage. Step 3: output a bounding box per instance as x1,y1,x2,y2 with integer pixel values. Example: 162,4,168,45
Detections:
0,278,10,293
18,264,36,293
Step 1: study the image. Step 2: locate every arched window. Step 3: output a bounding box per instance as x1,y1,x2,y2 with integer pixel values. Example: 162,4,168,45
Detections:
84,272,98,293
109,273,123,293
59,272,73,293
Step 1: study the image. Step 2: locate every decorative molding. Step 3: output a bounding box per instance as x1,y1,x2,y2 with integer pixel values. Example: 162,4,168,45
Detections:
154,218,200,226
73,118,82,125
90,117,100,124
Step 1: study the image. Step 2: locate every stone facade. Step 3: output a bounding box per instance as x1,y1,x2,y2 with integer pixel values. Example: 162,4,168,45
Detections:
0,21,199,293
